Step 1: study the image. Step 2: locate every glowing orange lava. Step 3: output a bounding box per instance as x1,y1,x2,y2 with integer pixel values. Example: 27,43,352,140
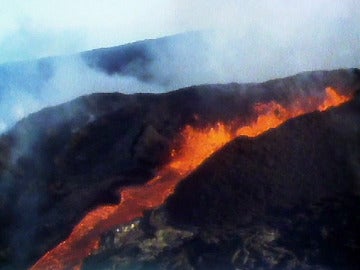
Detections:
31,87,351,270
319,87,351,112
236,87,350,137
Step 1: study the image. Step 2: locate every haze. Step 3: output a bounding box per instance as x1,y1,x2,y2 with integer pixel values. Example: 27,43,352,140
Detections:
1,0,359,64
0,0,359,132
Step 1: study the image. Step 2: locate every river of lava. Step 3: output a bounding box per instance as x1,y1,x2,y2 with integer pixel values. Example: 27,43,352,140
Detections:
31,87,351,270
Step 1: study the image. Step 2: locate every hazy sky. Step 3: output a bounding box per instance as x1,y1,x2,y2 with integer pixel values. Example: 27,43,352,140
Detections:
1,0,359,64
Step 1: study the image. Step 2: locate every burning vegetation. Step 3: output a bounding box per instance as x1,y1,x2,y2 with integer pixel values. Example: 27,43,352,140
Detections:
30,86,352,270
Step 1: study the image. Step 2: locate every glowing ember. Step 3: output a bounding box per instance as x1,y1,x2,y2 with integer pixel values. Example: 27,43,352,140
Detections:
31,87,351,270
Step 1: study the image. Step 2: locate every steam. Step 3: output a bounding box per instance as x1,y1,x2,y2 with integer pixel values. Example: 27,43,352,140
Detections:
0,56,166,132
0,0,359,132
40,57,165,103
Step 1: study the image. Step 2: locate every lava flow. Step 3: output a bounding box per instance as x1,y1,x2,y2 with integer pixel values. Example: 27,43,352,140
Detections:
31,87,351,270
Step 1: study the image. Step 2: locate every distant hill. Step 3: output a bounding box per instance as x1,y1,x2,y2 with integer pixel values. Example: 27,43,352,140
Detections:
0,32,208,130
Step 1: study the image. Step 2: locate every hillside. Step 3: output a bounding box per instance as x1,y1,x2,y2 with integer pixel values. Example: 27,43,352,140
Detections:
84,95,360,270
0,69,359,269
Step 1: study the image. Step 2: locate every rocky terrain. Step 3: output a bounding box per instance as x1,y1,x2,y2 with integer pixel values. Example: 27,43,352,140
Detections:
0,68,359,269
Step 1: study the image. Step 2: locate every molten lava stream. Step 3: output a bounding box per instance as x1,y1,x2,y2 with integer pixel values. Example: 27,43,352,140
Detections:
31,87,351,270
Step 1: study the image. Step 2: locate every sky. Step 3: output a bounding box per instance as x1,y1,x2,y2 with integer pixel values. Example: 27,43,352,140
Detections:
1,0,359,64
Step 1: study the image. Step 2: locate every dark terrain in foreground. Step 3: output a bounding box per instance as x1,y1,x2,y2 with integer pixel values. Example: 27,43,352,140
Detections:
0,69,359,269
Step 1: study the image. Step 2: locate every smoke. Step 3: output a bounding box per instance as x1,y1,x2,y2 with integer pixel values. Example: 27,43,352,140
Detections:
0,56,165,132
40,57,165,103
194,0,360,82
0,21,85,64
0,0,359,132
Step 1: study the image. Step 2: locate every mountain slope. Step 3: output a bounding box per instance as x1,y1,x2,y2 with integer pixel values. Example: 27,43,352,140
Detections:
83,94,360,270
167,94,360,225
0,69,359,269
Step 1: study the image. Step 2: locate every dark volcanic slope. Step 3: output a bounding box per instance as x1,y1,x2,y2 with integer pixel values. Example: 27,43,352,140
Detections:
166,94,360,226
164,94,360,269
84,94,360,270
0,69,359,269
